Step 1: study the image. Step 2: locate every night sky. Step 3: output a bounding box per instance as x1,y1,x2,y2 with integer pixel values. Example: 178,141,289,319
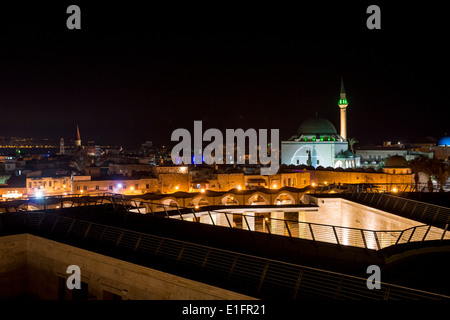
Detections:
0,2,448,148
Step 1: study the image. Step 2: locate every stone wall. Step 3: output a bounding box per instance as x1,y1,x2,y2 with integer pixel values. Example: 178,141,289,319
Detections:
303,195,423,231
0,234,255,300
309,170,413,188
72,177,159,195
0,234,28,299
159,173,190,193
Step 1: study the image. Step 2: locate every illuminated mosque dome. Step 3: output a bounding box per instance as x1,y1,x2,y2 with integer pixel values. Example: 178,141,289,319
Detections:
437,136,450,147
293,114,344,143
297,116,337,136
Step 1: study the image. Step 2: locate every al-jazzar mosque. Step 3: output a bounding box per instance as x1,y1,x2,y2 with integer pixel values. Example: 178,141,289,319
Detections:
281,79,360,169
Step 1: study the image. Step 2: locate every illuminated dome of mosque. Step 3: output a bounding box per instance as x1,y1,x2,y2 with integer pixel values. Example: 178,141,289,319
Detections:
297,116,337,136
437,136,450,146
384,155,409,168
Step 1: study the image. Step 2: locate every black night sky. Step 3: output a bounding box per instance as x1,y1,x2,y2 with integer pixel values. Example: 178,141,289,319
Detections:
0,2,448,148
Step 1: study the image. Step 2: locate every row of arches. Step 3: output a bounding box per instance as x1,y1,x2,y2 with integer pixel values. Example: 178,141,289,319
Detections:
152,191,297,209
2,190,302,213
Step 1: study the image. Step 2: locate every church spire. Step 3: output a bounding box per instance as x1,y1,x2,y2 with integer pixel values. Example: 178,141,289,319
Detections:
75,124,82,148
76,124,81,141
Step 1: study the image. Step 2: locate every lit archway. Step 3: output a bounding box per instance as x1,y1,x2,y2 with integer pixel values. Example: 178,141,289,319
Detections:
191,196,210,207
161,197,180,208
247,192,269,205
274,192,295,205
334,160,343,168
221,194,239,205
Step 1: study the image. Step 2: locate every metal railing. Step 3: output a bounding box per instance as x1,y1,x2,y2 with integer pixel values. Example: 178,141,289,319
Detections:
163,208,449,250
2,193,450,251
0,192,116,213
99,194,450,251
1,211,449,300
342,192,450,227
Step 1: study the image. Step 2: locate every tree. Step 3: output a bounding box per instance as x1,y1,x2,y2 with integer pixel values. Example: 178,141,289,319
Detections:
435,161,450,192
69,156,90,174
415,157,449,193
422,158,437,192
409,157,426,191
348,137,358,168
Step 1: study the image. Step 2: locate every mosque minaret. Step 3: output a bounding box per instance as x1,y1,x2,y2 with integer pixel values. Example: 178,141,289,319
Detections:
338,78,348,141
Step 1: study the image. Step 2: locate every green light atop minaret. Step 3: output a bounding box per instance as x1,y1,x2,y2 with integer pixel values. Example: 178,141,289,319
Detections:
339,78,348,106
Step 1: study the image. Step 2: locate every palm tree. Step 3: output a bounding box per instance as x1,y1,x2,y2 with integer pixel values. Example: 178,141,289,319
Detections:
348,137,358,168
69,156,89,174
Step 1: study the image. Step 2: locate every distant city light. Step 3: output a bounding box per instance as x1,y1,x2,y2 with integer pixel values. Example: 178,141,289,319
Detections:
179,166,188,173
2,191,22,199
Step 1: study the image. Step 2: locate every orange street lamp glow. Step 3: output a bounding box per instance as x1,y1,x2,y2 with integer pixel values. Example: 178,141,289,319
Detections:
175,186,179,190
311,182,316,187
392,187,398,192
200,188,205,193
237,185,242,190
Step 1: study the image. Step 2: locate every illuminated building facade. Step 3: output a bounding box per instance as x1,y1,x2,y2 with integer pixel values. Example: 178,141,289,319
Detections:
281,80,358,169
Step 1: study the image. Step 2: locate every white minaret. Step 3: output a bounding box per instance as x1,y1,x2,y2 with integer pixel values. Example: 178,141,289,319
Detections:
338,78,348,141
